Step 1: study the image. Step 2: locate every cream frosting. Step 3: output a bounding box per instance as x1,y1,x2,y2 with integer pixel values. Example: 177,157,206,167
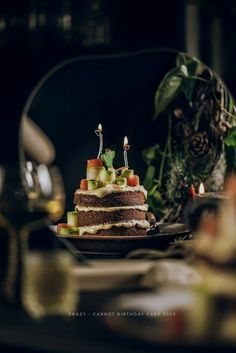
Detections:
60,220,150,237
75,184,147,198
75,204,149,212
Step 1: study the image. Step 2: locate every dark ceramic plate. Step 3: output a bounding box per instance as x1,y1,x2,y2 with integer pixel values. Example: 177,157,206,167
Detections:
52,223,191,258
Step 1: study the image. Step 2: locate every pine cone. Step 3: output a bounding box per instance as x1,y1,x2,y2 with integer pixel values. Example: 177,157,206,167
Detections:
189,133,211,158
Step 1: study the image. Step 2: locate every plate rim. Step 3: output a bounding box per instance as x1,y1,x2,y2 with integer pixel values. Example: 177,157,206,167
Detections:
50,225,191,241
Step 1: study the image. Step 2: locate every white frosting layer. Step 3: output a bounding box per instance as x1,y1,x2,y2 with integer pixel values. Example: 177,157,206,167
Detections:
62,220,149,237
75,184,147,198
75,204,149,212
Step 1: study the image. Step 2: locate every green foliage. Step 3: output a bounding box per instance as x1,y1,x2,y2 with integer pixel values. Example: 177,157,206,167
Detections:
144,52,236,220
142,144,161,165
147,189,165,218
142,117,172,218
154,67,186,117
228,94,235,116
101,149,115,169
176,53,198,75
154,54,203,118
224,127,236,147
224,127,236,172
143,165,156,190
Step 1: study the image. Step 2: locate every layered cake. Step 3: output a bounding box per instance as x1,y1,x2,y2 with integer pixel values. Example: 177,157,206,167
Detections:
74,149,149,236
74,184,149,236
58,149,150,236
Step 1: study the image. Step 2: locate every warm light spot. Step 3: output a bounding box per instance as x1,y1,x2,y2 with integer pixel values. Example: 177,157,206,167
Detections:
198,182,205,194
25,170,34,188
98,123,102,131
26,161,33,172
124,136,128,148
37,164,52,196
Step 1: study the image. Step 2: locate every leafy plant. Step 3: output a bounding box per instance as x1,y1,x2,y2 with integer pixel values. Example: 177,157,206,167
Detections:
143,53,236,221
154,54,208,117
224,127,236,172
224,127,236,147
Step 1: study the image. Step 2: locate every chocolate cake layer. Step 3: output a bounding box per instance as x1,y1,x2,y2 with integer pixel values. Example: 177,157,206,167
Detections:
77,209,146,227
84,226,147,236
74,191,145,207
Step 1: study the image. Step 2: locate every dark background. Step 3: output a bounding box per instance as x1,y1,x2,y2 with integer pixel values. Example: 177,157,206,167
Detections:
1,0,236,208
1,0,236,95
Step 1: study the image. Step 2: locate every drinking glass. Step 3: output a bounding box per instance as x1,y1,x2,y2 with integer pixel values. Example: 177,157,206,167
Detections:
0,161,65,304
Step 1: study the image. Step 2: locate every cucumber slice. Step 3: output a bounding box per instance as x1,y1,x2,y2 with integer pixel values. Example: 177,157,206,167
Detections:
68,227,79,235
59,227,72,235
59,227,79,235
88,179,99,190
121,169,134,179
67,211,78,227
115,177,127,186
86,166,103,180
99,168,116,184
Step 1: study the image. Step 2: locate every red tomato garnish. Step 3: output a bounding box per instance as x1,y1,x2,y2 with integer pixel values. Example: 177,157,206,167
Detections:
57,223,70,232
127,175,140,187
80,179,88,190
87,159,103,168
57,223,70,228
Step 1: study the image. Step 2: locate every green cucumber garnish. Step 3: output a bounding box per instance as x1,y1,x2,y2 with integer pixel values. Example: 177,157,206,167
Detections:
67,211,78,227
88,179,99,190
115,177,127,186
121,169,134,179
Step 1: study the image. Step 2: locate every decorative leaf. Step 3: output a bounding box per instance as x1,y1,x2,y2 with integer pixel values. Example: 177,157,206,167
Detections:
142,144,161,165
176,53,198,76
224,127,236,172
143,165,156,190
182,77,196,101
224,127,236,147
226,93,236,127
176,53,199,101
101,149,115,168
228,94,235,115
154,67,186,118
179,65,188,77
147,190,165,218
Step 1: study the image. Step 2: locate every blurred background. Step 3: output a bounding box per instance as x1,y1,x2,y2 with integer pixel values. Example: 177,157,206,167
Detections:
1,0,236,207
1,0,236,93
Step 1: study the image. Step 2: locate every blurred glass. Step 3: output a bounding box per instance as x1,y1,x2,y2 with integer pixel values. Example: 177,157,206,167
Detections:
22,250,78,318
0,162,65,304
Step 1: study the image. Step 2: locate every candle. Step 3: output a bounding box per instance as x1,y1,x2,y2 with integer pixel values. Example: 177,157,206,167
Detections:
95,123,103,159
190,184,196,198
198,182,205,194
123,136,130,168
